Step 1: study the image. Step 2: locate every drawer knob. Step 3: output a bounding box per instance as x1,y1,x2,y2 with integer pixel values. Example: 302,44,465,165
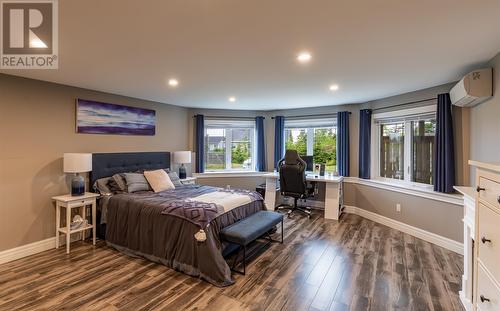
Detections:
477,186,486,192
480,295,490,303
481,237,492,244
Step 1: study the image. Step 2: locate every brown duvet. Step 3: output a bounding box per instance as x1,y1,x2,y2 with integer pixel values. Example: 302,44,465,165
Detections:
105,185,264,287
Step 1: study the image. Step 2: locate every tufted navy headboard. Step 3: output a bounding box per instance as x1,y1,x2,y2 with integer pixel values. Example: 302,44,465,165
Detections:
89,152,170,188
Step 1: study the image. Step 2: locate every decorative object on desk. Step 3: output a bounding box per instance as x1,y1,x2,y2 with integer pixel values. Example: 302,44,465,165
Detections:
173,151,191,179
76,99,156,136
319,164,325,176
64,153,92,196
314,164,320,173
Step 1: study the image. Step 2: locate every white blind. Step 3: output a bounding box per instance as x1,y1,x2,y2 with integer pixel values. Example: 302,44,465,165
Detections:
285,117,336,129
373,104,436,124
205,119,255,128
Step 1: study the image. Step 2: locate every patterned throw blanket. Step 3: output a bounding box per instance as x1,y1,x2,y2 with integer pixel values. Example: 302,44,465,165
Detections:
160,185,263,229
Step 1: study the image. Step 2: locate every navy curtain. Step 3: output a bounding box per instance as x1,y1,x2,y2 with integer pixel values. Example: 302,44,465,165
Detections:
195,114,205,173
255,116,266,172
359,109,372,179
274,116,285,169
337,111,350,176
433,93,455,193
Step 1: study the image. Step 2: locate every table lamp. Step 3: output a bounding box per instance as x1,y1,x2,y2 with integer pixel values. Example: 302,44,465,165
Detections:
173,151,191,179
64,153,92,196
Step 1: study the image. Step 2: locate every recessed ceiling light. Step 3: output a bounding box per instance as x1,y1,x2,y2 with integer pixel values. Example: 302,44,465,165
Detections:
329,84,339,91
168,79,179,87
228,97,236,102
297,51,312,63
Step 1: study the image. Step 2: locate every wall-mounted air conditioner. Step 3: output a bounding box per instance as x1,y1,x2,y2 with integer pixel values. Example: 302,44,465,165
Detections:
450,68,493,107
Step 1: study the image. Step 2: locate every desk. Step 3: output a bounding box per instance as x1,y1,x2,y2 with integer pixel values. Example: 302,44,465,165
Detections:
263,173,344,220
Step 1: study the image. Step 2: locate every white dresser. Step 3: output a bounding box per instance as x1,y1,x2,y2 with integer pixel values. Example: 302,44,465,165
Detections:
470,161,500,310
454,186,476,311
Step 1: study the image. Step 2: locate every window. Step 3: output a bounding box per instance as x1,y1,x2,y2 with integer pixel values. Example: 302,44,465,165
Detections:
284,118,337,173
374,106,436,185
204,119,255,171
379,122,405,180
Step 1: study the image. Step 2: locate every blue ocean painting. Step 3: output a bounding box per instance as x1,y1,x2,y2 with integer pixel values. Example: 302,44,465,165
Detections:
76,99,156,135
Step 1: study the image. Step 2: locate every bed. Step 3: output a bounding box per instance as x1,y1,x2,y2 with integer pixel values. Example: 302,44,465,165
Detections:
90,152,265,287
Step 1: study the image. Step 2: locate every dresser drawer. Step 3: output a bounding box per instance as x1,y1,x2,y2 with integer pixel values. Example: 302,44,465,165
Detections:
478,203,500,282
477,264,500,311
479,177,500,211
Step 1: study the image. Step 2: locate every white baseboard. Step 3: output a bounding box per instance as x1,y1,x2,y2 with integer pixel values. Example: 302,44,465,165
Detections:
459,291,473,311
0,234,87,265
344,205,464,255
0,237,56,265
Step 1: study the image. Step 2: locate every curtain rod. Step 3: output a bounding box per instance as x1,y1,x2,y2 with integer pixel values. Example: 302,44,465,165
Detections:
271,112,350,120
371,98,436,112
192,115,263,120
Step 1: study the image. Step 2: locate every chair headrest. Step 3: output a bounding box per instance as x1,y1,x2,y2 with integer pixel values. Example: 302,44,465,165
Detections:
284,150,301,165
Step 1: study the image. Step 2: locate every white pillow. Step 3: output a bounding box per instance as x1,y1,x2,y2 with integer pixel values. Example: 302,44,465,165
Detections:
144,169,175,192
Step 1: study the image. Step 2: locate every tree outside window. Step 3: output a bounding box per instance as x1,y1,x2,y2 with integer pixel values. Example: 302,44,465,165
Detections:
285,125,337,173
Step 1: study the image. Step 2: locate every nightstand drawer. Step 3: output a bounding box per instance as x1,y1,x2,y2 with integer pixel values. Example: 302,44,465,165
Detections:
477,264,500,310
478,177,500,212
67,198,95,208
478,202,500,282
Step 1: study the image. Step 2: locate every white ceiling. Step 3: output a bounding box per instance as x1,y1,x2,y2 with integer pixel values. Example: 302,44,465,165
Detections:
2,0,500,110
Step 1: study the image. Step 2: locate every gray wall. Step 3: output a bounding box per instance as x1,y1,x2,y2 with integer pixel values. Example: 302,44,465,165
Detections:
470,52,500,184
0,74,190,252
343,183,462,242
189,83,464,180
189,83,468,243
5,51,493,252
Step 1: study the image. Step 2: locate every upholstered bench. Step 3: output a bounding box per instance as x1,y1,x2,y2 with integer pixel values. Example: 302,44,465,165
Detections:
220,211,284,275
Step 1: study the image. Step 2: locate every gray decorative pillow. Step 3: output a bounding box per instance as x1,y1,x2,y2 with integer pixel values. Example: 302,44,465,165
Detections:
124,173,152,192
93,177,112,195
107,174,128,193
166,171,183,187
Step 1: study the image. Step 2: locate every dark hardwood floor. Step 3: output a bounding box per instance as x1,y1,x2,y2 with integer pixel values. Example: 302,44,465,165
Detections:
0,213,464,311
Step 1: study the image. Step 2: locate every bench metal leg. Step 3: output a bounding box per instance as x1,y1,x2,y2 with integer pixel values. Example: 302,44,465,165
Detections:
229,219,284,276
231,244,247,275
243,246,246,275
281,219,284,244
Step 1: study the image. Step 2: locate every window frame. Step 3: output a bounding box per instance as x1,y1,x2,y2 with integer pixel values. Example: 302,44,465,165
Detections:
204,119,256,172
371,105,437,189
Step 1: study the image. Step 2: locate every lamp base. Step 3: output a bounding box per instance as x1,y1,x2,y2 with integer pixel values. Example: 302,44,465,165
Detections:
71,174,85,196
179,164,187,179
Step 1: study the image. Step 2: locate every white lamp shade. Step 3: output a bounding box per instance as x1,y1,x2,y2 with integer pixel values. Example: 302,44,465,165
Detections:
173,151,192,164
63,153,92,173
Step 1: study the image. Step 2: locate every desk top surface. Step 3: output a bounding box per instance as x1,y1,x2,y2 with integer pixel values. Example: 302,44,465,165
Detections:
263,172,343,183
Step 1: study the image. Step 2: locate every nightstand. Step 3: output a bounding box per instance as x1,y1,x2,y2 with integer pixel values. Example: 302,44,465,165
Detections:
52,192,99,254
180,177,197,185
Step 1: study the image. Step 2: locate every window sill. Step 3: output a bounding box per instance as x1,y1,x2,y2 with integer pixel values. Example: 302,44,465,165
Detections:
343,177,463,206
193,171,270,179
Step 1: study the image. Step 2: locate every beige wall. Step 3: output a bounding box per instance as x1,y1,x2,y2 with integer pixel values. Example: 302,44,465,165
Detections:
470,52,500,185
0,74,189,252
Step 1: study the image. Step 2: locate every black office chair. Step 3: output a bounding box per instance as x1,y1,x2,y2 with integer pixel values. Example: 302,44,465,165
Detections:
277,150,314,218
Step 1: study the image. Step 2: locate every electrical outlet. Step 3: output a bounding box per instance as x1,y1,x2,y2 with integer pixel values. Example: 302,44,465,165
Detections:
396,203,401,213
